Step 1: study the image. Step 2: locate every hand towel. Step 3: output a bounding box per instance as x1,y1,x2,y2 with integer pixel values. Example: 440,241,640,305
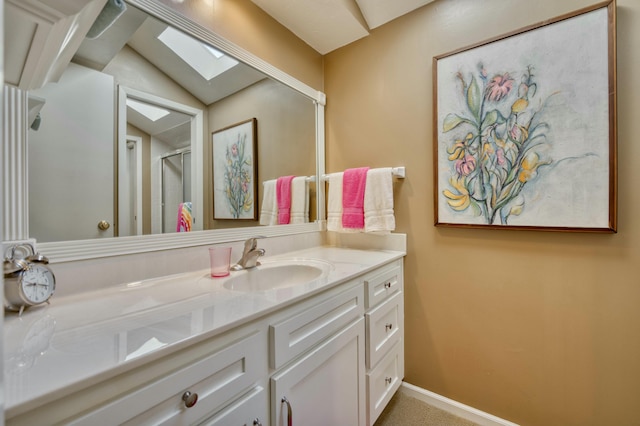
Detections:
276,175,295,224
364,168,395,233
176,201,192,232
290,176,309,224
326,172,344,232
259,179,277,225
342,167,369,229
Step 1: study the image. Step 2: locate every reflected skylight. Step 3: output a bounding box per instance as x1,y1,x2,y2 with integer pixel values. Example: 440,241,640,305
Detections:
126,98,170,121
157,26,239,80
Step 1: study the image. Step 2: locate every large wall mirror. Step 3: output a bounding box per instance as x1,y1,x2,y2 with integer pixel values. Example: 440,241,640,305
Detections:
3,0,325,262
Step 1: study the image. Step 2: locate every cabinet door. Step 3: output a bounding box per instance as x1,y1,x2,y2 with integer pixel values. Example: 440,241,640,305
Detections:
271,318,366,426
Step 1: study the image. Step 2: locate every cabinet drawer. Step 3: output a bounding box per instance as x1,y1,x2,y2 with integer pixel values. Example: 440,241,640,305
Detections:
270,284,364,369
70,330,265,425
366,291,403,369
367,339,403,425
198,385,268,426
365,264,402,308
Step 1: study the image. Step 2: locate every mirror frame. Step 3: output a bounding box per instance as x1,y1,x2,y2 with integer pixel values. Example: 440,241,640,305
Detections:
4,0,326,263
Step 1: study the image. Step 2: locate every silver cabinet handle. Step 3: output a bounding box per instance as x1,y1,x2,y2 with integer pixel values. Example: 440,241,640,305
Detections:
182,391,198,408
384,281,392,289
385,377,392,385
385,323,393,331
253,419,262,426
281,396,293,426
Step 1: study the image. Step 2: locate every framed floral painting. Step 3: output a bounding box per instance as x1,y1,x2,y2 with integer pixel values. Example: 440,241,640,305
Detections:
212,118,258,220
433,0,617,233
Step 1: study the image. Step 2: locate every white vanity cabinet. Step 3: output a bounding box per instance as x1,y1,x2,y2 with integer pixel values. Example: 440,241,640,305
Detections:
363,260,405,425
115,329,268,426
267,259,404,426
7,323,270,426
269,282,367,426
271,318,366,426
5,252,405,426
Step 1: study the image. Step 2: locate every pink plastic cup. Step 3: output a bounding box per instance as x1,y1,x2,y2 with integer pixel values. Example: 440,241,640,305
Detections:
208,246,232,277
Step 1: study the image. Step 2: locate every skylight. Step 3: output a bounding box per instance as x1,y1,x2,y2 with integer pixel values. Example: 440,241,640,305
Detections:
157,26,238,81
126,98,170,122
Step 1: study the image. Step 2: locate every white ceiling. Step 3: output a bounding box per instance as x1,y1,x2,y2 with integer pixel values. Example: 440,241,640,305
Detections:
250,0,435,54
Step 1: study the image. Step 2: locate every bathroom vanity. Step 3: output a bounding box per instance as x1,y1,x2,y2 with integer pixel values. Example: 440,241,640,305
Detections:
4,245,405,425
2,1,405,423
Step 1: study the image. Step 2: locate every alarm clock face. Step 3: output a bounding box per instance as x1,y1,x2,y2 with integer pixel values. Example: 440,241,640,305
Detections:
20,264,55,305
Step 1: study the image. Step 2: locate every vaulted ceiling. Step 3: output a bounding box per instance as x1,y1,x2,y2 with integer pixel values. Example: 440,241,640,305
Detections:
250,0,435,54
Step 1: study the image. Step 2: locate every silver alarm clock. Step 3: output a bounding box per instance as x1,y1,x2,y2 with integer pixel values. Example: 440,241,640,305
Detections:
3,244,56,315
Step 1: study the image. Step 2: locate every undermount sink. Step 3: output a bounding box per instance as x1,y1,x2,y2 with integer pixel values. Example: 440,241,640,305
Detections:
223,260,332,292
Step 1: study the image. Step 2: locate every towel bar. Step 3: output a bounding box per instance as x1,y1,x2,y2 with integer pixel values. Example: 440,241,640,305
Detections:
320,167,405,182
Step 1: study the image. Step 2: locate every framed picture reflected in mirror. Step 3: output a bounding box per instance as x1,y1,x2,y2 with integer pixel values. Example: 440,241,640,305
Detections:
212,118,258,220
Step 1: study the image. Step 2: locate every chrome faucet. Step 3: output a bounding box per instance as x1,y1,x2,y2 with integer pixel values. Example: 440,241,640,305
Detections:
231,237,266,270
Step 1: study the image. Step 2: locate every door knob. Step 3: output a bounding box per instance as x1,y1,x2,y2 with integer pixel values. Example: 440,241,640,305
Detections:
97,220,110,230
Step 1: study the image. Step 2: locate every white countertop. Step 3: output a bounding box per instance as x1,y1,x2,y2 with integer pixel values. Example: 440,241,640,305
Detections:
4,246,404,415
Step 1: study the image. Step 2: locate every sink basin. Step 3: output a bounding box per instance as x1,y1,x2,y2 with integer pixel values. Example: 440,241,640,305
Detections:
223,260,332,292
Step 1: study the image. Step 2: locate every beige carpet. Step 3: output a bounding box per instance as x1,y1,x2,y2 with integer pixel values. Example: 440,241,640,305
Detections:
374,391,480,426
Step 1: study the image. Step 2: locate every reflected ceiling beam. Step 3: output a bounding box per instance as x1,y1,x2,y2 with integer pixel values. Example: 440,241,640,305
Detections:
72,4,267,106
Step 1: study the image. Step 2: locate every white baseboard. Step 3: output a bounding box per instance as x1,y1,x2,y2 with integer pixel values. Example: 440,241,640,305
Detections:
400,382,520,426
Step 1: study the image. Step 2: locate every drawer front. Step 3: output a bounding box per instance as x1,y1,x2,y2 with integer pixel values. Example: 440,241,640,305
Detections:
366,291,403,369
367,339,403,425
71,330,265,426
270,284,364,369
198,385,268,426
365,264,402,308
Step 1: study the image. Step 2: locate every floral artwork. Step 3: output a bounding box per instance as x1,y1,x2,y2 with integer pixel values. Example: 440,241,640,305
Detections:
441,64,553,225
223,133,252,217
212,118,258,220
434,2,616,232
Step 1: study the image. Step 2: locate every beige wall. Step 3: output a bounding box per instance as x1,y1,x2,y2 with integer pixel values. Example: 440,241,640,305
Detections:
325,0,640,425
206,79,317,229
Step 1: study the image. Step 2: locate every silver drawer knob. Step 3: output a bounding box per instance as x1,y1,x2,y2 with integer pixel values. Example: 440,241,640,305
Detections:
385,377,392,385
384,281,392,289
385,323,393,331
253,419,263,426
182,391,198,408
